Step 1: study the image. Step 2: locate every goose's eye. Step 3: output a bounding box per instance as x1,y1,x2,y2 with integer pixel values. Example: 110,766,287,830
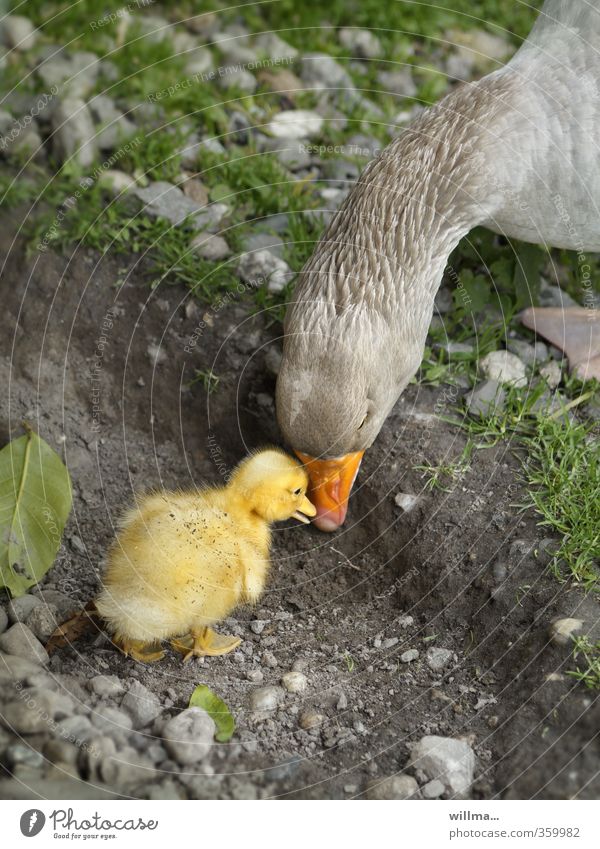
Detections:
293,487,302,496
357,413,368,430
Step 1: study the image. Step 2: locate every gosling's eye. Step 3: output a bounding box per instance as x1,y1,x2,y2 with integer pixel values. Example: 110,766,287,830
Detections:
293,488,303,496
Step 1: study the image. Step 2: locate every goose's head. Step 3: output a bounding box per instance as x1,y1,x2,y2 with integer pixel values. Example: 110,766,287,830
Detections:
276,298,425,531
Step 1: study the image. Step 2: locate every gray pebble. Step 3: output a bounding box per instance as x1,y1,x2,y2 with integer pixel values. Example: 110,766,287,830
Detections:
240,232,285,258
281,671,307,694
2,688,73,734
51,97,96,167
25,604,59,642
426,647,454,672
5,743,44,769
237,249,294,293
365,774,420,799
2,16,37,51
162,707,216,765
7,595,42,624
298,710,325,730
467,378,507,418
377,68,417,96
91,705,133,733
422,778,445,799
120,680,162,728
401,649,419,663
250,619,267,635
88,674,125,698
0,623,49,665
409,735,476,798
248,686,283,712
190,233,231,261
261,650,278,668
246,668,264,684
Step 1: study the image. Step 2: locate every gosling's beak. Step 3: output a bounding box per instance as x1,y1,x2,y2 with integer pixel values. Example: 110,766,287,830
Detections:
294,450,364,532
292,495,317,524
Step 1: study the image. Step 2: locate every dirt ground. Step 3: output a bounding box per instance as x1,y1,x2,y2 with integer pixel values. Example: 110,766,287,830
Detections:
0,209,598,800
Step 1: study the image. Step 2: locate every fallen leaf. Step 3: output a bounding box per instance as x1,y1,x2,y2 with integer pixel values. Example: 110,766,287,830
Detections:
0,424,72,596
45,601,100,654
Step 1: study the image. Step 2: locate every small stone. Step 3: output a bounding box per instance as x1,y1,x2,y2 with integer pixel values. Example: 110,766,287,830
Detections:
492,562,508,583
6,743,44,769
182,178,209,206
246,668,264,684
88,674,125,698
272,139,312,171
219,67,256,93
248,686,283,712
281,671,307,694
549,618,584,647
131,181,227,232
1,688,73,734
257,68,304,95
237,249,294,293
25,604,59,642
88,94,136,150
480,350,527,386
426,647,453,672
185,48,214,76
540,360,561,388
409,735,476,798
254,31,298,60
190,233,231,261
446,28,512,74
422,778,445,799
91,705,133,733
539,280,578,308
394,492,420,512
240,232,285,258
301,53,355,92
7,595,42,624
401,649,419,663
121,680,162,728
467,378,507,417
507,338,548,366
32,590,78,622
51,97,96,167
0,652,44,681
298,710,325,730
261,650,278,668
1,15,37,51
339,27,382,59
336,691,348,710
377,68,417,96
267,109,324,139
0,623,49,665
381,637,399,649
98,169,136,195
250,619,267,635
261,348,282,379
365,774,419,800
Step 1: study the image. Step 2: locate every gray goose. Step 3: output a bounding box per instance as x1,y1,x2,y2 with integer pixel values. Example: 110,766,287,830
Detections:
276,0,600,530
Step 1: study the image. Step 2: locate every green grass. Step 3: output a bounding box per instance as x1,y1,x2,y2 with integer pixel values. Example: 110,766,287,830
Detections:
568,636,600,690
189,368,221,394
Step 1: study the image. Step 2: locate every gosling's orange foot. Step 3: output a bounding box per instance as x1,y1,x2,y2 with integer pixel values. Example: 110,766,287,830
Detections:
113,635,165,663
170,627,241,662
520,307,600,380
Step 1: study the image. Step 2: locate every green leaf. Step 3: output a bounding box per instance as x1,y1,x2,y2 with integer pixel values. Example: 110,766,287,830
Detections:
0,425,72,597
189,684,235,742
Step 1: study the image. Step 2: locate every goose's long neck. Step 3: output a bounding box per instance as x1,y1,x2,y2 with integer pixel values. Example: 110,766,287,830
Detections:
296,73,519,338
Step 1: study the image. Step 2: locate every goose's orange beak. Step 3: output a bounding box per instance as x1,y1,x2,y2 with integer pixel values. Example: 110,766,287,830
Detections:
294,450,364,532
